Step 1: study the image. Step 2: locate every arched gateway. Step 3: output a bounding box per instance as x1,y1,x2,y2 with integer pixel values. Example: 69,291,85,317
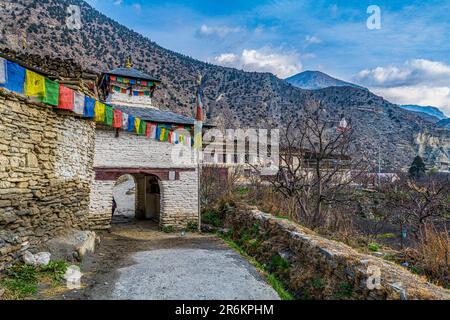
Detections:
87,60,200,230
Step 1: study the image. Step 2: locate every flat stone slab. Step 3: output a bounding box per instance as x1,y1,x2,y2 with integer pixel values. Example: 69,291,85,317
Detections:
110,248,280,300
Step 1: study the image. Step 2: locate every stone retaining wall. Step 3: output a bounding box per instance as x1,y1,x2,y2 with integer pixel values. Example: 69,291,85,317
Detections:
0,90,95,269
225,206,450,300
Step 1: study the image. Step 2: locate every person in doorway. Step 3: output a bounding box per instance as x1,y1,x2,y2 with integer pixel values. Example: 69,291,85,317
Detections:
112,197,117,216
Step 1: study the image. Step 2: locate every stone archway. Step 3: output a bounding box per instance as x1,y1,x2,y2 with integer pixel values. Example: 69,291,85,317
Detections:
89,167,197,230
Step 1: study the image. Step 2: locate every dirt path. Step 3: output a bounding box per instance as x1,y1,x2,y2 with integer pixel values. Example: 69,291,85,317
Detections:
48,221,279,300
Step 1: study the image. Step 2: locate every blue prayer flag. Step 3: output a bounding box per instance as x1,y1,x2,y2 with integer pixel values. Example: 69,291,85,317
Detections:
0,61,26,94
127,115,135,132
84,96,95,118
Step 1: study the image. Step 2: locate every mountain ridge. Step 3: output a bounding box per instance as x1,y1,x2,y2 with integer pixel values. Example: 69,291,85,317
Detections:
0,0,449,169
285,70,366,91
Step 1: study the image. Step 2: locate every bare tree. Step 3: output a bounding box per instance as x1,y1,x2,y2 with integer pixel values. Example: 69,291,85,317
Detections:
200,165,227,209
379,173,450,241
261,100,371,229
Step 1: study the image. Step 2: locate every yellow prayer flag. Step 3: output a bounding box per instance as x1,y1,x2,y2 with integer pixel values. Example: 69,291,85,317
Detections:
24,70,46,98
194,132,202,149
159,128,165,141
94,101,106,123
134,118,140,133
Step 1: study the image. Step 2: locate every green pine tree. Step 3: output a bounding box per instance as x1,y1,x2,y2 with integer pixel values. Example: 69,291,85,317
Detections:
408,156,426,178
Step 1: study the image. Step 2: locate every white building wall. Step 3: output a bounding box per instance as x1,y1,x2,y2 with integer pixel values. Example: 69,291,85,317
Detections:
93,129,196,169
106,91,154,108
88,180,115,229
160,170,199,228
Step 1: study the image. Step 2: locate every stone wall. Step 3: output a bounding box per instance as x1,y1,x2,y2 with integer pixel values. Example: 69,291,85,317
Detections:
225,206,450,300
89,128,199,229
0,90,95,269
159,170,199,228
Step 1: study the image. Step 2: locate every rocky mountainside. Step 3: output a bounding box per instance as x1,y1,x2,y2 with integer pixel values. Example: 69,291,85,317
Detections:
0,0,449,170
285,70,365,90
400,105,447,121
437,119,450,129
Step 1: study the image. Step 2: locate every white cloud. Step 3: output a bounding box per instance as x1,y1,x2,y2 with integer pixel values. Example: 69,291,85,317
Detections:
355,59,450,116
214,53,238,64
211,47,302,78
356,59,450,87
198,24,241,37
113,0,122,5
305,35,322,44
373,86,450,111
357,66,412,85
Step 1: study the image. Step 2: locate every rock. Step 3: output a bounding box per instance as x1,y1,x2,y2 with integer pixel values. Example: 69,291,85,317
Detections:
44,230,97,262
75,231,96,259
35,252,51,266
23,250,36,265
22,251,51,266
63,265,82,290
373,252,384,257
0,288,5,298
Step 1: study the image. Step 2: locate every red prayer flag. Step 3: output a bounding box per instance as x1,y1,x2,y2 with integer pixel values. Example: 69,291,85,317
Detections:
168,130,173,143
145,122,151,137
110,75,117,81
141,81,147,86
113,109,123,128
58,85,74,110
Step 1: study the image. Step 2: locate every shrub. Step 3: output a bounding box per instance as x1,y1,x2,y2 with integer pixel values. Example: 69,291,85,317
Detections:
202,210,223,227
40,260,69,283
186,222,198,232
267,254,291,278
334,281,354,299
368,242,381,252
161,225,175,233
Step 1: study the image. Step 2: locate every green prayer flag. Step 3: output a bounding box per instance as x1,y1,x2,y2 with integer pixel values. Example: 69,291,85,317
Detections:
139,120,146,135
164,127,169,141
42,78,59,106
105,105,114,126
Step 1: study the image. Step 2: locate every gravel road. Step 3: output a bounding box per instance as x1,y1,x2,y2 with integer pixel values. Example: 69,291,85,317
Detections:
53,221,280,300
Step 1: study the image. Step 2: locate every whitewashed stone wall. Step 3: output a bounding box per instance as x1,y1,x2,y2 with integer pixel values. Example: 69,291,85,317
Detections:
105,91,154,108
88,180,115,229
160,170,198,228
89,129,199,229
93,129,196,169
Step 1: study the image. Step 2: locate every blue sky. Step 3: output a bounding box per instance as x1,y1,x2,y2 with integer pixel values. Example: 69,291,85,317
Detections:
85,0,450,116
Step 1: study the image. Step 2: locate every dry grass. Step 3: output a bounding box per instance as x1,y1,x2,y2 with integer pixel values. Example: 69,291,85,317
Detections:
407,225,450,288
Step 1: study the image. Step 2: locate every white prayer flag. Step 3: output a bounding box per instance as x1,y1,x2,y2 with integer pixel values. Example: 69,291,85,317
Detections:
73,91,85,115
122,113,129,130
0,58,6,84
